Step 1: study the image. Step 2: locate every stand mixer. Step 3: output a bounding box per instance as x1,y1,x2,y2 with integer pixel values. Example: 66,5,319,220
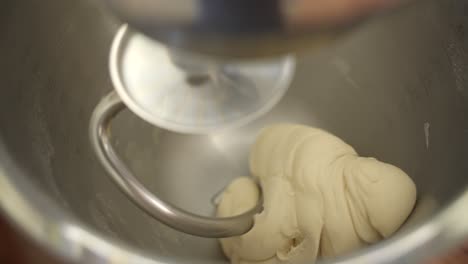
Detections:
90,0,411,238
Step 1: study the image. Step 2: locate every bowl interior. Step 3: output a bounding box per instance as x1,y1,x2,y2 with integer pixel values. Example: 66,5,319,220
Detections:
1,0,468,263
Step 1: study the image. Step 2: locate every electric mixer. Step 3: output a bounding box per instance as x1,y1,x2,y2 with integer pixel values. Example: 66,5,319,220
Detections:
90,0,411,238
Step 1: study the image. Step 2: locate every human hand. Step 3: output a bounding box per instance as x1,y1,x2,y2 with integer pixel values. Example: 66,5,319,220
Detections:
284,0,407,27
426,243,468,264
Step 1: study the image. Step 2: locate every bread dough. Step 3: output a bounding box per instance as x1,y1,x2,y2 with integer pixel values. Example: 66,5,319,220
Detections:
217,124,417,264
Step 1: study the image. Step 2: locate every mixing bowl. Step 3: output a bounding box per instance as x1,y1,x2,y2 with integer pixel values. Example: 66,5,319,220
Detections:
1,0,468,263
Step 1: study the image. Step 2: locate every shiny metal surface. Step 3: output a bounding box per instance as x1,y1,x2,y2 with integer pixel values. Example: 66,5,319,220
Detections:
1,0,468,264
90,91,262,237
110,25,295,134
103,0,412,57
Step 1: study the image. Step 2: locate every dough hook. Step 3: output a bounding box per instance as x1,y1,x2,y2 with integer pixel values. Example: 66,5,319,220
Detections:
90,91,263,237
89,25,278,237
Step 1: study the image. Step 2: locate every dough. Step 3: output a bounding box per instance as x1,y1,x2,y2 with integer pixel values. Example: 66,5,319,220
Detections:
217,124,417,264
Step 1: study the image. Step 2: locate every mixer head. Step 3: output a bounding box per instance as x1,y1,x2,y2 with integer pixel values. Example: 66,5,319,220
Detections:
103,0,407,57
104,0,411,133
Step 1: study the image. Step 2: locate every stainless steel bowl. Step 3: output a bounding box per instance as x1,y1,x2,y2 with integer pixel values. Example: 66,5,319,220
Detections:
1,0,468,263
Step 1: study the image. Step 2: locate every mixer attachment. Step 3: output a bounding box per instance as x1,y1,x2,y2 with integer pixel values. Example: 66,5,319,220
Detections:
89,25,295,237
